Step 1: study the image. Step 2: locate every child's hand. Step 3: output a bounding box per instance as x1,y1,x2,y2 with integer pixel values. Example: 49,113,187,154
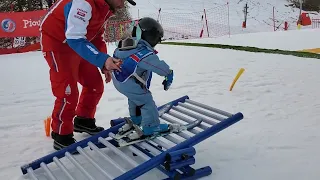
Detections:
162,70,173,91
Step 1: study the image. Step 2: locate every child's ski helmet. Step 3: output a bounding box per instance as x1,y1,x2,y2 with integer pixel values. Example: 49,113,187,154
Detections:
132,17,164,47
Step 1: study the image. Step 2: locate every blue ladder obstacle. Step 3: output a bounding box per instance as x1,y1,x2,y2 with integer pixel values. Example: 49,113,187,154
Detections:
20,95,243,180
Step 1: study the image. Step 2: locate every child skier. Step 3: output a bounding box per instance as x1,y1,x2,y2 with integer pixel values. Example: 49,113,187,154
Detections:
110,17,178,140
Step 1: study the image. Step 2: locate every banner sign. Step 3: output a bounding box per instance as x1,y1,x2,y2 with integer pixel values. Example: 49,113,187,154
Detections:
0,10,47,37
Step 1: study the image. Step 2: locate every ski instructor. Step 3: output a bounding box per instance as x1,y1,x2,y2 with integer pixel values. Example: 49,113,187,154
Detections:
40,0,136,150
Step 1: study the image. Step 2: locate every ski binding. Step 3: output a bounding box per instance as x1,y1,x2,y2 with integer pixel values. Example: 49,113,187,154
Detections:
112,118,203,147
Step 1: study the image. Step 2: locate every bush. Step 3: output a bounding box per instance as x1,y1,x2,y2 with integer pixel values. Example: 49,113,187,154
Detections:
104,2,132,42
288,0,320,12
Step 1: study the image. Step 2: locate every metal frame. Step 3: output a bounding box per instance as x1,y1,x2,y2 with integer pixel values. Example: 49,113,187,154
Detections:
20,95,244,180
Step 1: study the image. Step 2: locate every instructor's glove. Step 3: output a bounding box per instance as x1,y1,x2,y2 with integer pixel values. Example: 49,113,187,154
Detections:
162,70,173,91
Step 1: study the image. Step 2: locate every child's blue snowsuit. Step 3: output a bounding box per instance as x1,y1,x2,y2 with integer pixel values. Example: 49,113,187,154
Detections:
111,39,172,129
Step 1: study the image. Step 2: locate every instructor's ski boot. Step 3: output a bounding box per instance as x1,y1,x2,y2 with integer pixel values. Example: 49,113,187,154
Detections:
51,131,77,151
73,116,104,135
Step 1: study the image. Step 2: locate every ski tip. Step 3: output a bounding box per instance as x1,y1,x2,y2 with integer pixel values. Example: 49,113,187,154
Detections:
158,103,174,116
191,118,203,125
197,118,203,124
185,118,203,130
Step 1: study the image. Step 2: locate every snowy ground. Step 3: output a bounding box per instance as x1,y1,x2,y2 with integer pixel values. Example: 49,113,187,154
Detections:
1,28,320,179
168,28,320,51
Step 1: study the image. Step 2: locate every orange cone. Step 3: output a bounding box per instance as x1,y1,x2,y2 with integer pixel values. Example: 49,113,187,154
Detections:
44,116,51,137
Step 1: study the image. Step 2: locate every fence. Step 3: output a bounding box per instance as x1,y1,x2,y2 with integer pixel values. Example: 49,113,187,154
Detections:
0,4,231,54
312,19,320,28
104,4,230,42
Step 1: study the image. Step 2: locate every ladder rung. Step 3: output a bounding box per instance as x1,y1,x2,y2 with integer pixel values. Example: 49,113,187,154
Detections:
127,146,150,161
173,106,219,125
185,99,233,117
178,102,225,121
40,162,57,180
53,157,76,180
88,142,126,173
139,142,162,156
27,168,38,180
65,152,96,180
163,134,182,144
76,147,114,179
99,136,139,167
176,131,192,139
151,138,172,150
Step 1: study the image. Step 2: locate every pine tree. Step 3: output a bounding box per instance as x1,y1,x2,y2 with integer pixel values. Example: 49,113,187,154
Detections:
288,0,320,11
0,0,45,12
304,0,320,11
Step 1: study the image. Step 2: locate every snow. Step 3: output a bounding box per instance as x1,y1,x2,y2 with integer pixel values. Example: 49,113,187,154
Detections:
1,0,320,179
1,27,320,180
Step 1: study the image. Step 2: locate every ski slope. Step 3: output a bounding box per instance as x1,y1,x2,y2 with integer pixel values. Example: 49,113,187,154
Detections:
128,0,320,36
1,27,320,179
170,28,320,51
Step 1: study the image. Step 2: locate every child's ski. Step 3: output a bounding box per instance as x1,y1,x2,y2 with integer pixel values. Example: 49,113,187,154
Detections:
111,119,203,147
113,103,174,140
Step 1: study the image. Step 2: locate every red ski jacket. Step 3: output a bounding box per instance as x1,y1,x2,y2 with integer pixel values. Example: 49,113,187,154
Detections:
40,0,114,68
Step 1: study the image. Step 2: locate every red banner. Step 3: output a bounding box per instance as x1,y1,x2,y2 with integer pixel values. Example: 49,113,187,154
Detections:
0,10,47,37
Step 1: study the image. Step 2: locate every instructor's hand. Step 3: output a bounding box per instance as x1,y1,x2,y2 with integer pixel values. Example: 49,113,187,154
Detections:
104,71,112,83
102,57,122,83
104,57,122,71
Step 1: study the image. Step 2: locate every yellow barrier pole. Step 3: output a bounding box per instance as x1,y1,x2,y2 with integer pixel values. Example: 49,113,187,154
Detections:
230,68,245,91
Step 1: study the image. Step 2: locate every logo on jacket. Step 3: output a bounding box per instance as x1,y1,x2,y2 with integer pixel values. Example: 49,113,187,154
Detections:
77,11,86,17
1,19,16,33
74,8,87,22
65,84,71,96
76,8,87,17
